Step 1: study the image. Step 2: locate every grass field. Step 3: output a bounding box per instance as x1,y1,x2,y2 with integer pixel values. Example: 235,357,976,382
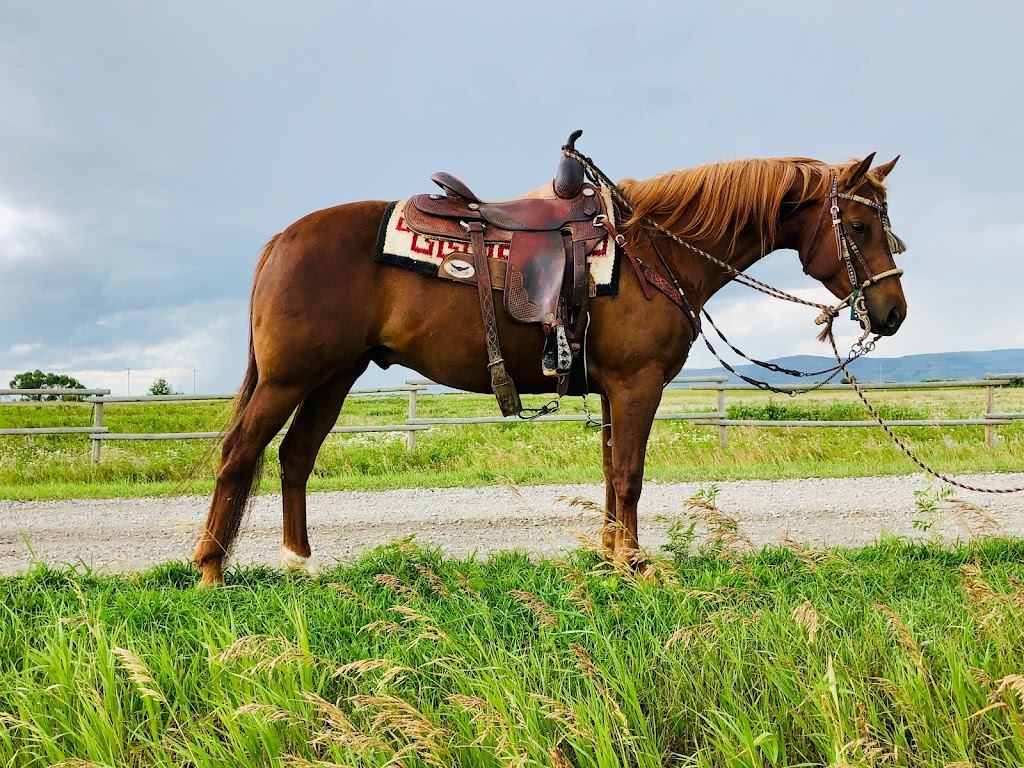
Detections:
3,527,1024,767
1,386,1021,501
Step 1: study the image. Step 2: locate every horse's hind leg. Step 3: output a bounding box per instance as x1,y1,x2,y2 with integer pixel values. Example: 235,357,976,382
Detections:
193,380,306,588
600,395,617,556
278,365,367,575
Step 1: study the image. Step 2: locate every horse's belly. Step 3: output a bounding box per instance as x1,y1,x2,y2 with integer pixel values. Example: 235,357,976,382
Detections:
376,272,561,395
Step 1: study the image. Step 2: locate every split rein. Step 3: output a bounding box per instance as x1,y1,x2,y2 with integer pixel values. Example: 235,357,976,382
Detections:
564,146,1024,495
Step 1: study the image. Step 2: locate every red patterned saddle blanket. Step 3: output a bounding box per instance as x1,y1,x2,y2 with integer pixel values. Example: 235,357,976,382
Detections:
373,185,620,303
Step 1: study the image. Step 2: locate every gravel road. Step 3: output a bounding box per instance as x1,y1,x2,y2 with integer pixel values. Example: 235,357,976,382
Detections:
2,473,1023,576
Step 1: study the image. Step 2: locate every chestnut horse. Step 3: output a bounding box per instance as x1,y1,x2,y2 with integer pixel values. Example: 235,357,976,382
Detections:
192,152,906,587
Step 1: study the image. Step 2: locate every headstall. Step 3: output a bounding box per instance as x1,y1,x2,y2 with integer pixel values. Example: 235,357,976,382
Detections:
811,171,906,332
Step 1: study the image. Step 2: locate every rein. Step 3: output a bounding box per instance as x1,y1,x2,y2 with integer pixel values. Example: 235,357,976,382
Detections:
564,145,1024,494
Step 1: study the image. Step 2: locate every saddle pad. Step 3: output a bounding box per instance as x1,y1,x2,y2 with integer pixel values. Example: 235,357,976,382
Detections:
373,187,621,297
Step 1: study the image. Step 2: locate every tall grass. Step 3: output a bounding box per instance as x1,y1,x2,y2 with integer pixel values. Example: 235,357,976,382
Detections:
3,529,1024,766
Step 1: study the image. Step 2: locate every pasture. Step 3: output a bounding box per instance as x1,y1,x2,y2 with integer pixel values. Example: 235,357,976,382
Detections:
3,532,1024,767
1,384,1021,501
4,384,1024,766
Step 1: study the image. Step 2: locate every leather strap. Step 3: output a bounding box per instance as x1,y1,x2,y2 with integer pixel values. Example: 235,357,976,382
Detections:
570,239,587,322
599,217,687,313
465,222,521,417
598,215,652,300
639,264,687,312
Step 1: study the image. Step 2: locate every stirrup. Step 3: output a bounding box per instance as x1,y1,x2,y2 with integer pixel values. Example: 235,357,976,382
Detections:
542,325,572,377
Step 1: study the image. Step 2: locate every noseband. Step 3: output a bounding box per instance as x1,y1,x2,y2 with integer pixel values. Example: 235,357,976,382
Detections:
807,171,906,331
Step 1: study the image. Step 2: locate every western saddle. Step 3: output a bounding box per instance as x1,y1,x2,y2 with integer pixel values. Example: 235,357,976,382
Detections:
402,130,609,416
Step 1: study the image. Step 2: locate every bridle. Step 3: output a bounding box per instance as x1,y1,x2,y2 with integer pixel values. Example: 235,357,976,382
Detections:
585,163,908,394
565,145,1024,494
805,171,906,331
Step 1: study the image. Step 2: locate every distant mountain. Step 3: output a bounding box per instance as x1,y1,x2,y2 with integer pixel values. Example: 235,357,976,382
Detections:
680,349,1024,386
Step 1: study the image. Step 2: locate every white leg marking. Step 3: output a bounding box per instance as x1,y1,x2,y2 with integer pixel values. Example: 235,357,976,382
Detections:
281,546,316,577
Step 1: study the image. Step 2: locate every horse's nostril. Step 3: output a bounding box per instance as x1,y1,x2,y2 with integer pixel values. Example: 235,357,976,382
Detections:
886,306,903,330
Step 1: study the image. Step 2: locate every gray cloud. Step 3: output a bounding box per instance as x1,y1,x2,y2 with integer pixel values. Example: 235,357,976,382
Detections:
1,1,1022,393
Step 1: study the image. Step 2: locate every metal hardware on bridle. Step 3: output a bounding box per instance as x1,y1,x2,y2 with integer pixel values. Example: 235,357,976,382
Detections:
568,146,1023,494
812,171,906,338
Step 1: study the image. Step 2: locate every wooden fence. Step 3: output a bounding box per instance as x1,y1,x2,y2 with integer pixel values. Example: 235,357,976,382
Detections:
0,389,112,457
0,378,1016,464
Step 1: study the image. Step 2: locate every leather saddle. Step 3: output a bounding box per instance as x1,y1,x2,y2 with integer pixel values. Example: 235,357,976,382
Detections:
401,130,609,417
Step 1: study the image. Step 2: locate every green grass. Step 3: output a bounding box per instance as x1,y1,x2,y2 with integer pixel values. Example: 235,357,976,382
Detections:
3,535,1024,767
1,386,1022,501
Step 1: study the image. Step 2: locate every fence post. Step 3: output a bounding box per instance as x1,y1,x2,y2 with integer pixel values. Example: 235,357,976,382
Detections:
716,387,728,449
406,388,419,451
984,384,996,448
90,400,104,465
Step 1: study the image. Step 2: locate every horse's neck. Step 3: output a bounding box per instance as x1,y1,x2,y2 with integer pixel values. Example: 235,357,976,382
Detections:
655,201,810,307
652,228,774,306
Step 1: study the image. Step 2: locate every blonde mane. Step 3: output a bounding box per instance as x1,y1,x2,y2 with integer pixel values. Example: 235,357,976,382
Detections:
619,157,887,254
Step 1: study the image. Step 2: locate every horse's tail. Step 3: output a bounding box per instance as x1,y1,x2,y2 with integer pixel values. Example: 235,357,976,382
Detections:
217,233,280,552
228,233,279,430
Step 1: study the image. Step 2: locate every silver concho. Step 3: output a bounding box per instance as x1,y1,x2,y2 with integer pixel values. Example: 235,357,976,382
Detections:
443,259,475,279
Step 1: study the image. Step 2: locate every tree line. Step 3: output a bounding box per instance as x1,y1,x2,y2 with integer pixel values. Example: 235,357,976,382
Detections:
7,370,181,400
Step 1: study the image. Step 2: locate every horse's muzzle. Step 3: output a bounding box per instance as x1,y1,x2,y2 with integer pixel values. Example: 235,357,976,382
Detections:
872,304,905,336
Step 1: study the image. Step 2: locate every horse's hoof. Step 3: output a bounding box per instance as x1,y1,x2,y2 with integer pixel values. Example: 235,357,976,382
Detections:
195,559,225,589
196,572,224,590
615,548,648,571
281,547,317,577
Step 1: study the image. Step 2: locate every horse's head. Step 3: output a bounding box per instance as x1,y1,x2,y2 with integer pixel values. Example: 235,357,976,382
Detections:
798,154,907,336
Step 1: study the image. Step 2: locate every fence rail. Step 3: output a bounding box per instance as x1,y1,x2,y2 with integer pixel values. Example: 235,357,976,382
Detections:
0,376,1017,464
0,388,110,397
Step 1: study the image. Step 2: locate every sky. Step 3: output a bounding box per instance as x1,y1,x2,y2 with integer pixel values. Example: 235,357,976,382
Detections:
1,2,1023,395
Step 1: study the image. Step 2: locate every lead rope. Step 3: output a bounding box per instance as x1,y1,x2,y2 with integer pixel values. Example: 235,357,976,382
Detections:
823,327,1024,494
565,146,1023,494
640,227,870,395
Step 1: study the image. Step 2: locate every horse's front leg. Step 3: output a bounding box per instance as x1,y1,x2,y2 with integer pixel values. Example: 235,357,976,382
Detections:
605,373,663,565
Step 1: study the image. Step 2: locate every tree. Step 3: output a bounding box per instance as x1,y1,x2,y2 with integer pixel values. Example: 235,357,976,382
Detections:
9,370,87,401
148,378,180,396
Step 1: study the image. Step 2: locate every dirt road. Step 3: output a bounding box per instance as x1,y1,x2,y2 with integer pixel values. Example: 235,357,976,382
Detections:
2,473,1023,576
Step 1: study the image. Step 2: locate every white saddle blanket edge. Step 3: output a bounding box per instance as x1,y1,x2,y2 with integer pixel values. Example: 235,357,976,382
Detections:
379,186,618,293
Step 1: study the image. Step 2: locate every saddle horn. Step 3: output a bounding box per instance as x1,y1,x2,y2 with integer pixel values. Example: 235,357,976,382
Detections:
553,129,586,200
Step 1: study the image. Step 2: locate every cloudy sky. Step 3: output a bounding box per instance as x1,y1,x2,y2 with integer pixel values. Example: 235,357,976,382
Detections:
2,2,1022,395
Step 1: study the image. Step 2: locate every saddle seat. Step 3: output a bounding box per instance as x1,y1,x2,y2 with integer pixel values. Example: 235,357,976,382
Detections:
400,130,607,416
430,176,561,204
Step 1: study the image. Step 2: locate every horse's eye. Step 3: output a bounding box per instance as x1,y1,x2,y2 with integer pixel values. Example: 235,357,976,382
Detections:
850,221,866,233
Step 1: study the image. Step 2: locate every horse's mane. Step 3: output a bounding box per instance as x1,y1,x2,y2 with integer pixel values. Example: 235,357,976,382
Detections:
619,157,887,254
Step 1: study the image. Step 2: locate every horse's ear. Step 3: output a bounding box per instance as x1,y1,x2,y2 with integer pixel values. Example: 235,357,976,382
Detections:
842,152,876,189
871,155,900,181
